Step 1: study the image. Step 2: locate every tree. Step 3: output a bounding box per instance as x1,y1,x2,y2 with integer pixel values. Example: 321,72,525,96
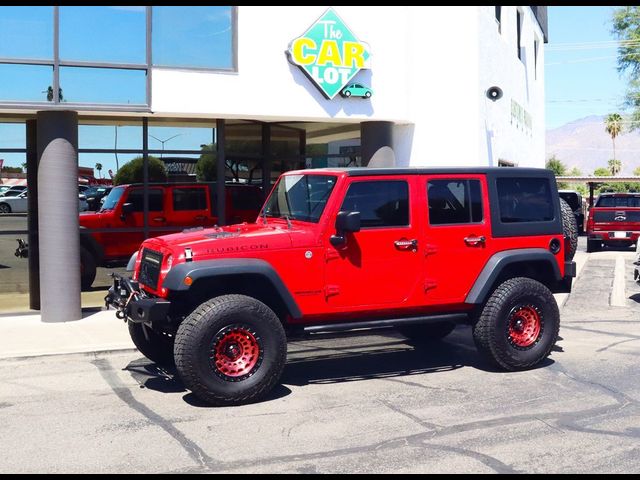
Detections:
196,143,216,182
608,158,622,176
613,8,640,129
1,166,23,174
113,156,167,185
545,155,567,176
95,162,103,179
594,167,611,177
604,113,623,161
634,166,640,176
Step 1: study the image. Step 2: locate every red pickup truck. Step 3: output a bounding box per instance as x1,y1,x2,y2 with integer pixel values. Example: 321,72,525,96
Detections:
586,192,640,252
79,182,263,289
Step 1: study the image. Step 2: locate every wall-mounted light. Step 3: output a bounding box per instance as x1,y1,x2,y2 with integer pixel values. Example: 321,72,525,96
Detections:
486,86,503,101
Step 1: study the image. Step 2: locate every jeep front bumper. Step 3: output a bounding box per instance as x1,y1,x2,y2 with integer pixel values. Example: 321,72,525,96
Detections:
105,274,170,325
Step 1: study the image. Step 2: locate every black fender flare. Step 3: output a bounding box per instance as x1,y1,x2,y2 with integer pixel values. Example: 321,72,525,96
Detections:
79,227,104,265
465,248,562,305
163,258,302,319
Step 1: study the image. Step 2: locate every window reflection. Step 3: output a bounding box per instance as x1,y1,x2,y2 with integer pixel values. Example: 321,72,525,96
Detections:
0,6,53,60
59,6,146,64
0,64,53,102
59,67,146,104
152,6,234,69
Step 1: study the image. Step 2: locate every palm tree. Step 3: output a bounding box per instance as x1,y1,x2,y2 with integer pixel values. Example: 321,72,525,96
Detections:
608,158,622,176
605,113,623,162
95,162,103,179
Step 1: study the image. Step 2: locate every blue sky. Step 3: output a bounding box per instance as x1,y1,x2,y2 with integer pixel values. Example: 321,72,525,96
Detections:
545,6,628,128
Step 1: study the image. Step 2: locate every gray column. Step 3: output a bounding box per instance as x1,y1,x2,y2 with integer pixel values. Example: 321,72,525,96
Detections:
262,123,272,201
26,120,39,311
361,121,395,167
37,111,81,322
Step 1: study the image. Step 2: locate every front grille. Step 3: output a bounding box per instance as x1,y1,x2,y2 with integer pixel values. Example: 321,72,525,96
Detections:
138,248,163,290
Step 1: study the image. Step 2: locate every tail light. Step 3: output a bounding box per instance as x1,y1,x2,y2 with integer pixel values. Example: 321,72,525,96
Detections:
586,210,595,233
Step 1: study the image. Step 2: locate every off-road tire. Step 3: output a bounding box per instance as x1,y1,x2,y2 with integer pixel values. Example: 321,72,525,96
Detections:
174,294,287,406
560,198,578,260
398,322,456,342
80,245,97,291
473,277,560,371
586,239,601,253
128,321,175,366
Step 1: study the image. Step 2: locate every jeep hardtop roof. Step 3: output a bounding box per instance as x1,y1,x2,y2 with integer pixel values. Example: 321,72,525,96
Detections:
285,167,554,177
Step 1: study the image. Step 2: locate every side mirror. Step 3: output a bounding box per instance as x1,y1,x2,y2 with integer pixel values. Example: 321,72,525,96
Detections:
330,211,361,247
120,202,134,220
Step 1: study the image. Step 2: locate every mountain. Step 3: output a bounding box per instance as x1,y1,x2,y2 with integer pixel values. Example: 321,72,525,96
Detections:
546,115,640,175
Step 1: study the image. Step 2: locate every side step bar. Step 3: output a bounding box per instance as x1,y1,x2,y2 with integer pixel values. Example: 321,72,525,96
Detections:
302,313,469,334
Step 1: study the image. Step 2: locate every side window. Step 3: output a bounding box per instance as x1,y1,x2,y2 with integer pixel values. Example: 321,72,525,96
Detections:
125,188,164,212
497,177,553,223
428,179,483,225
341,180,409,228
172,187,207,211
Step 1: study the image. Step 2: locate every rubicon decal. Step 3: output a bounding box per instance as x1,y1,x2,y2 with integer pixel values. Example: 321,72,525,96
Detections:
287,8,371,99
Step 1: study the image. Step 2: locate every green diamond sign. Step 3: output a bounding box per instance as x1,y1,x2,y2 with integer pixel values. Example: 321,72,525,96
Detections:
287,8,371,99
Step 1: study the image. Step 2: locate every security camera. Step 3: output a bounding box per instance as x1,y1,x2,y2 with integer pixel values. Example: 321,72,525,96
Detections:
486,86,503,101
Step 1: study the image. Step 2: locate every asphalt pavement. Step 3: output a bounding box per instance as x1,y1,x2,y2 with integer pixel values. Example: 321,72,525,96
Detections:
1,238,640,473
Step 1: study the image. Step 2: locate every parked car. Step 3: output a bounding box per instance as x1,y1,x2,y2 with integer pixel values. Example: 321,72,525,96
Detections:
0,186,27,198
558,190,584,233
78,182,263,289
586,192,640,252
83,185,112,211
0,190,89,214
106,167,577,406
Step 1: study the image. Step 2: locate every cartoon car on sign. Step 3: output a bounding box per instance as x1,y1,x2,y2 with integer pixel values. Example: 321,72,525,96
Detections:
340,83,372,98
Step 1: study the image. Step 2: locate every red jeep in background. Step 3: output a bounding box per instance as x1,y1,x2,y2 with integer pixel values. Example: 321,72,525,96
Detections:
79,182,262,289
107,167,577,406
586,192,640,252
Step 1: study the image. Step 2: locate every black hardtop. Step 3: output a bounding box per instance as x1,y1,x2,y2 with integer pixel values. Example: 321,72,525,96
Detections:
300,167,555,178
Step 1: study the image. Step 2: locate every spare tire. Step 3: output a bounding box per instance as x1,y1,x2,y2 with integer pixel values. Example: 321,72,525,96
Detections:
560,198,578,260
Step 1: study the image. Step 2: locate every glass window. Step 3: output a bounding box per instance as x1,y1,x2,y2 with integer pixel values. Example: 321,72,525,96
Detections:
0,7,53,60
231,187,263,211
497,177,554,223
152,6,234,69
79,124,143,150
125,188,164,212
101,186,126,211
59,67,146,104
59,6,146,64
263,174,336,223
0,64,53,102
341,181,409,228
428,179,483,225
596,195,640,208
172,187,207,211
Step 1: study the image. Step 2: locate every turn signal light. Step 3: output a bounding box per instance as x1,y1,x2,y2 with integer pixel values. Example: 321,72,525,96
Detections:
184,276,193,286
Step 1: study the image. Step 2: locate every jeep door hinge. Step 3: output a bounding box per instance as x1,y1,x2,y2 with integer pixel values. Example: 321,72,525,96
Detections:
325,248,340,261
325,285,340,298
424,280,437,292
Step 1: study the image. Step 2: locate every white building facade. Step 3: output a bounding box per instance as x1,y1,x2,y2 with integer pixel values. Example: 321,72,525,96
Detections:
153,6,547,168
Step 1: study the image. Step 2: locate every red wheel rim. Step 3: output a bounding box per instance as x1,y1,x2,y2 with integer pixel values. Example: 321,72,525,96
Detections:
508,305,542,348
211,326,262,380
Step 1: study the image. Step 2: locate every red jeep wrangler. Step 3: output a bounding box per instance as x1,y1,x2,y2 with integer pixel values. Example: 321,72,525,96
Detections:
586,192,640,252
106,168,577,406
79,182,262,289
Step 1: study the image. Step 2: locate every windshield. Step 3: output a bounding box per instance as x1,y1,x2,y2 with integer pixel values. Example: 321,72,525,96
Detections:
101,186,125,211
262,174,337,223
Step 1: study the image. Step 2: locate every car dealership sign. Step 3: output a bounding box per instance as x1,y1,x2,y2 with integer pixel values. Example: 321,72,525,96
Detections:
287,8,371,99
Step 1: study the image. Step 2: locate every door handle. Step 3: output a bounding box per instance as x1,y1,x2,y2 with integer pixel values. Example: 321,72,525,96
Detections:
153,216,166,223
394,239,418,252
464,235,486,247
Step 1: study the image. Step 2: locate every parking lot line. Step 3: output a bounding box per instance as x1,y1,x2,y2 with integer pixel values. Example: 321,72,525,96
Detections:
610,255,627,307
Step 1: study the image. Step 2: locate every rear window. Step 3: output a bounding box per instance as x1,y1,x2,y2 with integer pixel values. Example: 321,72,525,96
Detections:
172,187,207,211
497,177,554,223
596,196,640,208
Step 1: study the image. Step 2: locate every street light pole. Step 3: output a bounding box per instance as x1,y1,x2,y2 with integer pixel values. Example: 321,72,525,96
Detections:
149,133,183,158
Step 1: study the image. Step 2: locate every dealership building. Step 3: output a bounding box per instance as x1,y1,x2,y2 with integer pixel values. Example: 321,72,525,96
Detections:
0,6,548,319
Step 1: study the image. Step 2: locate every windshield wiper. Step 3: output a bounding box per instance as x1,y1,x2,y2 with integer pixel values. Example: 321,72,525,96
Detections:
282,215,292,230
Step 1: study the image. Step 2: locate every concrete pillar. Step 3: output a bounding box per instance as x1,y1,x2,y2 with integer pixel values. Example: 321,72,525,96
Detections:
37,111,81,322
361,121,396,167
26,120,40,311
216,119,226,226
